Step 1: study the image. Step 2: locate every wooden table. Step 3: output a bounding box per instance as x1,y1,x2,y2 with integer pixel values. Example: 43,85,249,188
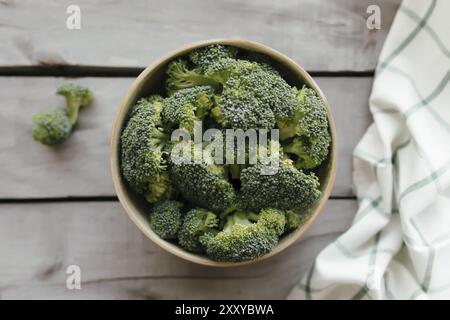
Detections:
0,0,400,299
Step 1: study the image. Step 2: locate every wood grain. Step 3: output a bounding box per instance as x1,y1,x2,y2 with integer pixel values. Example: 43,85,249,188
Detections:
0,76,372,198
0,199,356,299
0,0,400,71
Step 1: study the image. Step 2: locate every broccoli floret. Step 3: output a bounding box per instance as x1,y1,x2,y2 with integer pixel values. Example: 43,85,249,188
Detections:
178,208,219,253
32,83,93,145
200,209,286,262
166,48,297,130
277,86,331,169
213,87,276,130
189,44,238,71
57,83,93,125
32,108,72,145
150,200,184,239
284,210,310,231
162,86,214,133
212,59,297,130
166,60,222,95
244,52,278,74
121,96,173,203
170,149,236,212
239,159,321,212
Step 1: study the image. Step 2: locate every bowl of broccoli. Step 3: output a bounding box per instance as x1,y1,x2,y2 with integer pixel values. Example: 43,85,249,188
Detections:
110,39,337,266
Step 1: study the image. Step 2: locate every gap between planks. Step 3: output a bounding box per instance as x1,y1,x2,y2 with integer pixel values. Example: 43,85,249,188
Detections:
0,66,375,78
0,196,355,204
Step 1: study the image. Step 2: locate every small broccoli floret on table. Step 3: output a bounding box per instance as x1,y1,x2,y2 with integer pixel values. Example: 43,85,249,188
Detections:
121,96,173,204
178,208,219,253
32,108,72,145
150,200,184,240
200,209,286,262
277,86,331,169
239,159,321,212
57,83,93,125
32,83,94,146
162,86,214,133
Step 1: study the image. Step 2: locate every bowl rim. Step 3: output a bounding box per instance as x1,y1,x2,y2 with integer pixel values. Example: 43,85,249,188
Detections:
110,38,337,267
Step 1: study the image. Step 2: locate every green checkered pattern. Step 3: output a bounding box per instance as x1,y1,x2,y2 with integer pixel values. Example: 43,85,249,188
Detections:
289,0,450,300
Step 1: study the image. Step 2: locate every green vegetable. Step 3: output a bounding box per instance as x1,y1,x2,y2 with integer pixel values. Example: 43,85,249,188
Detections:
150,200,184,239
120,96,173,203
189,44,238,71
166,54,297,130
284,210,309,231
118,44,331,262
32,83,93,145
200,209,286,262
32,108,72,145
239,158,321,212
277,86,331,169
162,86,214,133
178,208,219,253
57,83,93,125
170,143,236,212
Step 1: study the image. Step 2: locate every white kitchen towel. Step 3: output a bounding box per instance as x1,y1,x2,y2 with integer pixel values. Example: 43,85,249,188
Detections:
288,0,450,300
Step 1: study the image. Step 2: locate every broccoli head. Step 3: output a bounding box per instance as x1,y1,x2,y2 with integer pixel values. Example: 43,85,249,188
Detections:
178,208,219,253
170,149,236,212
150,200,184,239
166,60,222,95
189,44,238,71
57,83,93,125
121,96,173,203
277,86,331,169
239,159,321,212
211,59,297,130
32,108,72,145
166,47,297,130
284,210,310,231
200,209,286,262
162,86,214,133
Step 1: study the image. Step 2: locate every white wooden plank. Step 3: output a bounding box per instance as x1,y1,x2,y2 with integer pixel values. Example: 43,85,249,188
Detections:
0,0,400,71
0,76,372,198
315,77,374,198
0,199,356,299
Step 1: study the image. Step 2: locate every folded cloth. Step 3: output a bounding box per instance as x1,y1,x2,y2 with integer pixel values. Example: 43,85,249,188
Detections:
288,0,450,300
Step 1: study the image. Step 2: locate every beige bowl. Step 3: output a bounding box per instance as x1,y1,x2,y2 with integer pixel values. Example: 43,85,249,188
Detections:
110,39,337,267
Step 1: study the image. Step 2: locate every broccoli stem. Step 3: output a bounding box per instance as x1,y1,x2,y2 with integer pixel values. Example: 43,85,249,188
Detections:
229,163,242,180
67,99,82,125
175,74,222,92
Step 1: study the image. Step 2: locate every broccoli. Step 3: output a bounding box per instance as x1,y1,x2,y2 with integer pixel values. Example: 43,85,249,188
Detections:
170,148,236,212
162,86,214,133
277,86,331,169
121,96,173,203
189,44,238,71
118,44,331,262
178,208,219,253
244,52,278,74
166,60,223,95
150,200,184,239
284,210,310,231
57,83,93,125
239,159,321,212
32,83,93,145
166,49,297,130
32,108,72,145
200,209,286,262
